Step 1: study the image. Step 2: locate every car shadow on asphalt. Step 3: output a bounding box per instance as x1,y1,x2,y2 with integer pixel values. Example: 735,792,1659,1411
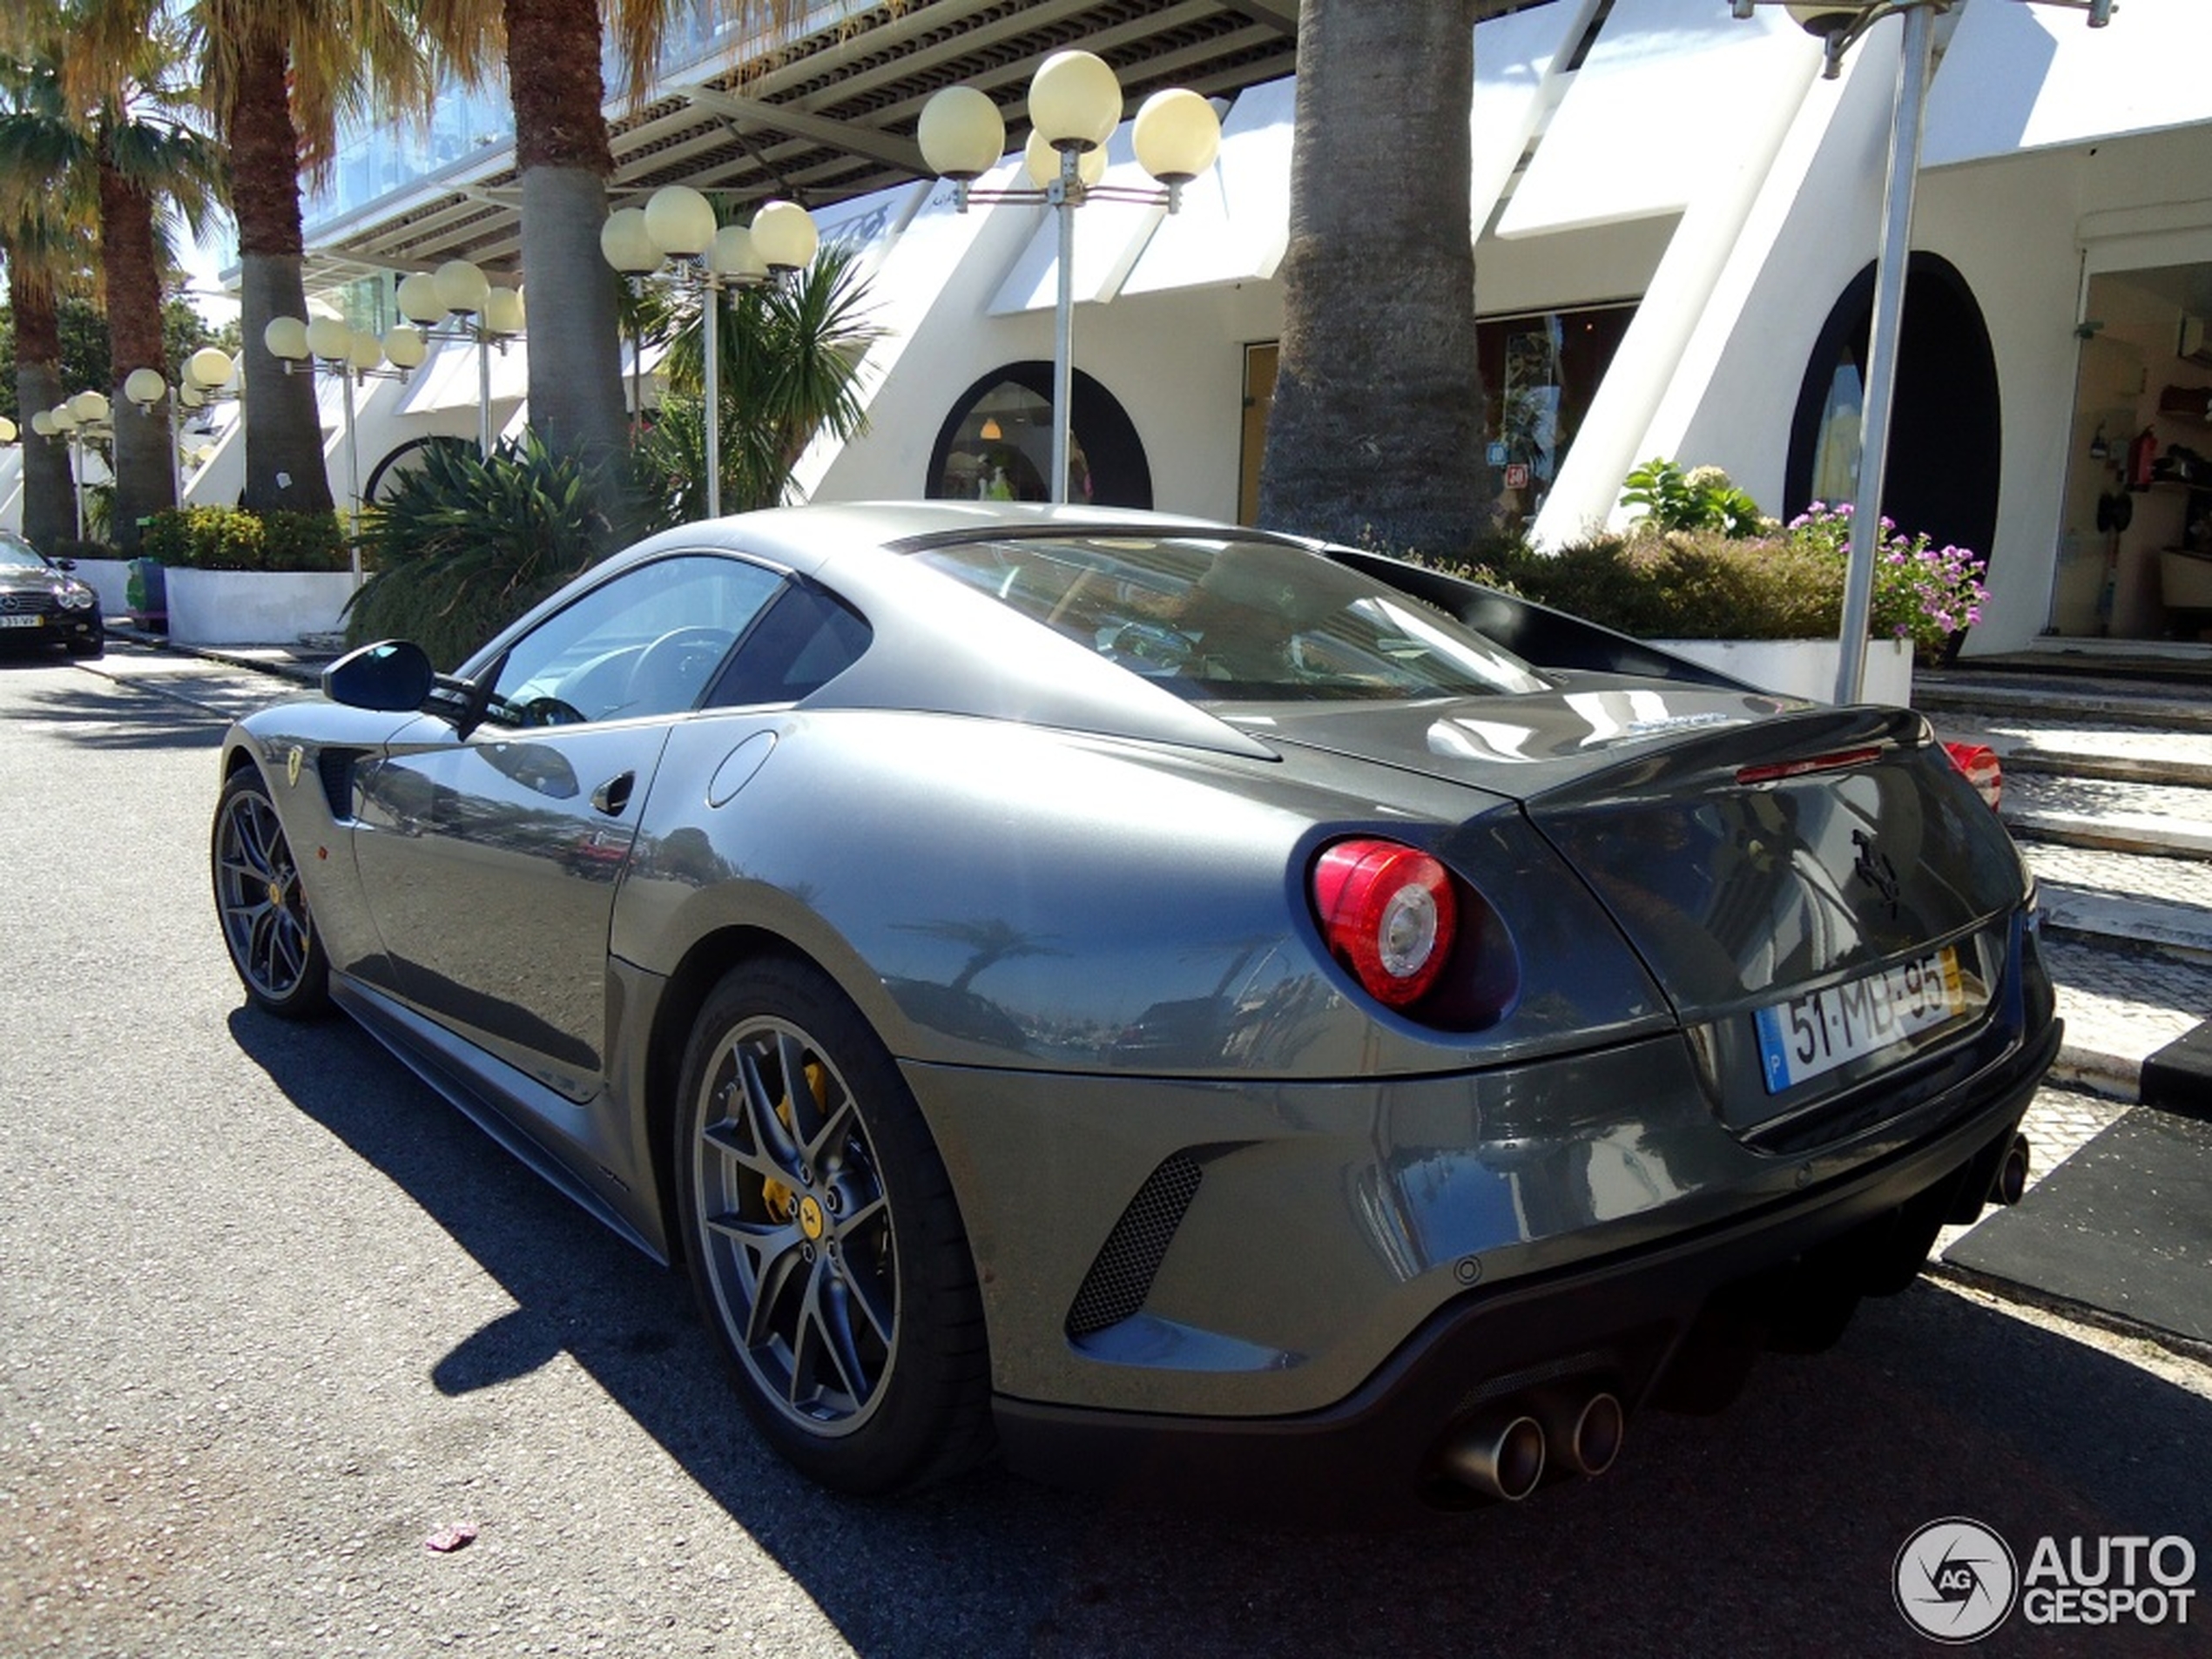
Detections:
3,665,231,751
226,1004,2212,1658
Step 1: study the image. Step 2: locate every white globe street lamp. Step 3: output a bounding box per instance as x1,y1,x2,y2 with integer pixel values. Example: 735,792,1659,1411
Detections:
601,186,822,519
919,52,1222,504
386,259,523,456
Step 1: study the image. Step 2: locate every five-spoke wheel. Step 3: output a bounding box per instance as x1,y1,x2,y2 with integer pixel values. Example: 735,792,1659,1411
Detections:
212,767,329,1017
676,960,990,1493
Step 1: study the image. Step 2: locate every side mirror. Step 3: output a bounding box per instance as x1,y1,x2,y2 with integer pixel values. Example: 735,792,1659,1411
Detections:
54,556,77,571
323,638,435,712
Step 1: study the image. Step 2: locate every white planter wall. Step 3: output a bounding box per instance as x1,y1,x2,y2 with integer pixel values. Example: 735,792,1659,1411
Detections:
1653,636,1915,706
70,557,133,618
166,569,356,647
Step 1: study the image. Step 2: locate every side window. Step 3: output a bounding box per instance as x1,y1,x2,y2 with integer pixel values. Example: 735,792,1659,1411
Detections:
705,580,873,708
486,555,786,727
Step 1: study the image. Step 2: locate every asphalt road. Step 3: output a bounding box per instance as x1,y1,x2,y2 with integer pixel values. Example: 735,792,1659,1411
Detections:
3,642,2209,1659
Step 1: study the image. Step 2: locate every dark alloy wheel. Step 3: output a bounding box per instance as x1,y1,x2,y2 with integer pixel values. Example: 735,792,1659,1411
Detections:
675,959,991,1494
212,767,330,1018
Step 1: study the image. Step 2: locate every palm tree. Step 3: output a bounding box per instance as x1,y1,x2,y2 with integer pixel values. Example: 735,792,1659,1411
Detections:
424,2,867,471
5,13,222,553
0,51,90,553
175,0,430,519
1259,1,1518,556
0,214,85,553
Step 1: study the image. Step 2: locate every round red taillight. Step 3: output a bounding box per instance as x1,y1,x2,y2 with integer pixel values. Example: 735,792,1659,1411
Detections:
1312,839,1458,1008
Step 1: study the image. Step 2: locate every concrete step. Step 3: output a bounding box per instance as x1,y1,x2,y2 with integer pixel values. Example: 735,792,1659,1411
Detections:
2000,771,2212,862
2036,883,2212,962
1919,669,2212,733
2038,934,2212,1100
1929,716,2212,790
2024,841,2212,912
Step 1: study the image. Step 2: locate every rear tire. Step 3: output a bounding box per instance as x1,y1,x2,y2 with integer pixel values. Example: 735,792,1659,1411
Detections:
211,766,331,1018
674,958,992,1494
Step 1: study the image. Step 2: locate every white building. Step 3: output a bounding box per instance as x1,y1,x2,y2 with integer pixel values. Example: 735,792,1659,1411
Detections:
29,0,2203,659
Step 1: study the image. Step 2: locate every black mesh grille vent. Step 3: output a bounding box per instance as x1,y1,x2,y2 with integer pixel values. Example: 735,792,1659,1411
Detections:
317,748,360,821
1064,1152,1204,1339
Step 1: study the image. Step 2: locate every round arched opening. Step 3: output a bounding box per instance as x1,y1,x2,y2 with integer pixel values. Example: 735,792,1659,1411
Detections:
1786,253,2001,576
926,362,1153,508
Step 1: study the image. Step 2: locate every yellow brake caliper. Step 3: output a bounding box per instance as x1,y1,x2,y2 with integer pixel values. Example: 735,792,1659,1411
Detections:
759,1059,828,1224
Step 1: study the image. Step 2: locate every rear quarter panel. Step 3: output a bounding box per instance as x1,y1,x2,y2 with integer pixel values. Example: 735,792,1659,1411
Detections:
610,705,1673,1079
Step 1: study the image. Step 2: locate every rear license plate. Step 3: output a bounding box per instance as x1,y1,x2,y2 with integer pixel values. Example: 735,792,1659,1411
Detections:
1753,947,1967,1093
0,614,43,629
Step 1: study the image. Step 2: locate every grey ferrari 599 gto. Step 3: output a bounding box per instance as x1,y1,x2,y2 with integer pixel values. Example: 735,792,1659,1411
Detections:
212,502,2056,1515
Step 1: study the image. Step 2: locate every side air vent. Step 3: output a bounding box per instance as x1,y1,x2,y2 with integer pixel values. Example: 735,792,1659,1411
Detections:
1064,1152,1204,1339
318,747,364,820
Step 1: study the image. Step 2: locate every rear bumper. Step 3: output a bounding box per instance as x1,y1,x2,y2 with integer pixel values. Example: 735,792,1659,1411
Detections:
993,1015,2058,1519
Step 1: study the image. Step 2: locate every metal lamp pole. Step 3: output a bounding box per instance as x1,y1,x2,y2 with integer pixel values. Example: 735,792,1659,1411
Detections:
1050,148,1081,504
1736,0,2112,701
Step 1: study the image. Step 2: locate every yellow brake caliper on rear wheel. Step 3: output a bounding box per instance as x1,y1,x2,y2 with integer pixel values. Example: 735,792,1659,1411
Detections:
759,1060,827,1224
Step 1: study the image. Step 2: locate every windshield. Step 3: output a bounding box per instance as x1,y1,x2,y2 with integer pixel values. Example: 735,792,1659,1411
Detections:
0,533,50,572
911,534,1548,703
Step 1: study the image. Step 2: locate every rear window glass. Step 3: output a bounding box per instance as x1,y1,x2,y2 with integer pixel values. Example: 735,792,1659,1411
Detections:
911,534,1548,702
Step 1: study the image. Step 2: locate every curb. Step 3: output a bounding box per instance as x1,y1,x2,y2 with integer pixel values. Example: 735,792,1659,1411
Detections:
108,624,328,687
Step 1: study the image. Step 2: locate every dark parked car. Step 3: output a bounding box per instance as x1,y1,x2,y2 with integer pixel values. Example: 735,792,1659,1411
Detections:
0,530,104,658
211,503,2055,1514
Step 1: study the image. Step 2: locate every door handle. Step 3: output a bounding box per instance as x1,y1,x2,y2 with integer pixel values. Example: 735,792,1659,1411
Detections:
590,772,635,817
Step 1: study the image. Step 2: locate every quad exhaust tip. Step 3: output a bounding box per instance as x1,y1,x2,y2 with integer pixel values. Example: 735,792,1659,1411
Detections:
1554,1389,1625,1478
1435,1388,1625,1501
1993,1133,2030,1207
1437,1409,1547,1502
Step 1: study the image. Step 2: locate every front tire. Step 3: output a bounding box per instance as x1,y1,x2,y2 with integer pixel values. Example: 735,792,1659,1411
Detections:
211,766,330,1018
674,959,992,1494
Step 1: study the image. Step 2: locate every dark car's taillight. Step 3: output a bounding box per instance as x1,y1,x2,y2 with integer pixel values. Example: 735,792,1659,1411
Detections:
1313,839,1455,1008
1942,740,2003,811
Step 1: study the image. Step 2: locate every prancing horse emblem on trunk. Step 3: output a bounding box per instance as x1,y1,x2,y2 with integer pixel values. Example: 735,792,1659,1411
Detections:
1851,828,1901,920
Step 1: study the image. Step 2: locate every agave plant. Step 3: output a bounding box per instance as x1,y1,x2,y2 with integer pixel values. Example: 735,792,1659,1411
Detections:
344,432,676,669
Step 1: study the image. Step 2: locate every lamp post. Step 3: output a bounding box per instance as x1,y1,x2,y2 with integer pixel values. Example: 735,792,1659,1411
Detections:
600,187,819,521
266,314,425,583
1730,0,2111,700
39,391,113,542
122,366,185,511
391,259,524,457
919,53,1221,505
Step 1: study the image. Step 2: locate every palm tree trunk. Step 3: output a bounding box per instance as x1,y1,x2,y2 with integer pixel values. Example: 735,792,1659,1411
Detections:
507,0,626,469
7,259,77,553
1258,0,1490,556
98,150,175,552
226,29,335,517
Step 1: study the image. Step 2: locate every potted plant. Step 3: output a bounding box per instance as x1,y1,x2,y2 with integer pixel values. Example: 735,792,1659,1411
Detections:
1436,462,1986,705
145,506,354,646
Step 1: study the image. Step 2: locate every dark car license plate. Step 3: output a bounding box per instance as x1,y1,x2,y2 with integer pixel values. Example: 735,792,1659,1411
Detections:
1753,947,1971,1093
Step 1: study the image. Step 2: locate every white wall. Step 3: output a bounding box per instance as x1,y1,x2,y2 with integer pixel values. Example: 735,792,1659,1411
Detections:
799,172,1283,520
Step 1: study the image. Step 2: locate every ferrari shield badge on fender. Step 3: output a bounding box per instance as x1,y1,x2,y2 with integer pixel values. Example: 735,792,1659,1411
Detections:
287,745,304,789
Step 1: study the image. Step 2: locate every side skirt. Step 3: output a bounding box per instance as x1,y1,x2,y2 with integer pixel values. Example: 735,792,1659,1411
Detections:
331,974,669,1265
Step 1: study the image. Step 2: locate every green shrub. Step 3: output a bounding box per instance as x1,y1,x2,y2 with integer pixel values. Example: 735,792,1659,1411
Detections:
261,510,349,573
1422,511,1988,664
1454,529,1842,640
1620,457,1767,538
138,505,346,572
344,432,677,670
